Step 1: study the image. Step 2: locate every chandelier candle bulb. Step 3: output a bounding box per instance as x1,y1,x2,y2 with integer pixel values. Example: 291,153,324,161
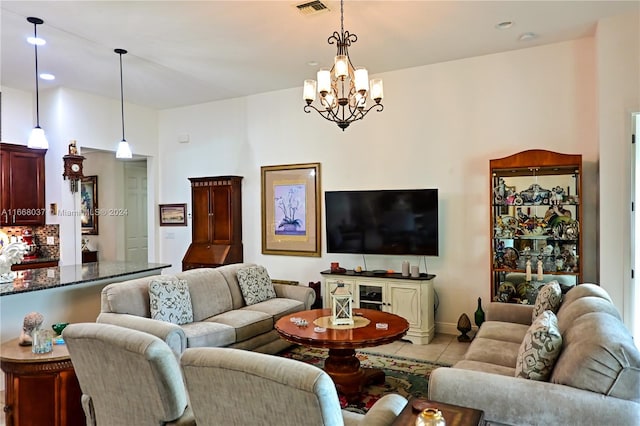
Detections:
370,79,384,102
317,69,331,94
334,55,349,79
303,80,317,102
354,68,369,93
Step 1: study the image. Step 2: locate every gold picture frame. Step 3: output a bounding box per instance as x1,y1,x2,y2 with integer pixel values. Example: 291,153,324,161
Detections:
81,175,98,235
261,163,321,257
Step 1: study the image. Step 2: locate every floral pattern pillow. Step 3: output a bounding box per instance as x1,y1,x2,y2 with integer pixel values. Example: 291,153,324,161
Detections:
237,265,276,306
515,310,562,381
531,280,562,321
149,277,193,325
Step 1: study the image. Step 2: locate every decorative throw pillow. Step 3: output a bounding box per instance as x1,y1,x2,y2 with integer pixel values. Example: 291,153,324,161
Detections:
515,310,563,381
149,278,193,325
531,280,562,321
237,265,277,306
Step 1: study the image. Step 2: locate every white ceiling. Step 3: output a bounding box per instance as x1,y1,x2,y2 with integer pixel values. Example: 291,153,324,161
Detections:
1,1,638,110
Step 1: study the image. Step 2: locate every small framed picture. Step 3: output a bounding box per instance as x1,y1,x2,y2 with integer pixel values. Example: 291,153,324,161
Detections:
159,203,187,226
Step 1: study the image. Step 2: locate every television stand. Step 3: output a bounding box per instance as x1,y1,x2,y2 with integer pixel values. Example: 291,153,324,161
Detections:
320,270,436,344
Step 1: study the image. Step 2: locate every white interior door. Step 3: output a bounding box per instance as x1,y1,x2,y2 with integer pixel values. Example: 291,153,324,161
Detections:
124,161,148,263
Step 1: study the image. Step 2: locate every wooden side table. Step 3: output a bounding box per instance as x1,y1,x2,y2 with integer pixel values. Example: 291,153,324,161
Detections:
1,338,85,426
392,397,485,426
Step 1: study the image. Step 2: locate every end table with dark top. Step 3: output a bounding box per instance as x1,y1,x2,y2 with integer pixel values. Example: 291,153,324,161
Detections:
392,397,485,426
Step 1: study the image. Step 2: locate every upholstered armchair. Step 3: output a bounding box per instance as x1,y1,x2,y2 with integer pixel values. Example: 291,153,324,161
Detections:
63,323,195,426
180,347,407,426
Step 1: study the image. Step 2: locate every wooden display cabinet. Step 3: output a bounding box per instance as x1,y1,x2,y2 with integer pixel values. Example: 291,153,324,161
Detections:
489,150,582,303
0,143,47,226
182,176,243,270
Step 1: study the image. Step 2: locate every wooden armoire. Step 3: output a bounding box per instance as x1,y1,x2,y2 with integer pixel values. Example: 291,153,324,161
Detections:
182,176,243,270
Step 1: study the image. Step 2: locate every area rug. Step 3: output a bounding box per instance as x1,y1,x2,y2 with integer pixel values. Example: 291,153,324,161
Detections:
279,346,450,414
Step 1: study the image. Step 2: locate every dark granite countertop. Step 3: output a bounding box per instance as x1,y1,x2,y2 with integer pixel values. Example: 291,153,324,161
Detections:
0,261,170,296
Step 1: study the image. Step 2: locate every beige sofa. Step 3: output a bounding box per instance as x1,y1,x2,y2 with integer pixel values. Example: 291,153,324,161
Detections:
97,263,315,356
429,284,640,425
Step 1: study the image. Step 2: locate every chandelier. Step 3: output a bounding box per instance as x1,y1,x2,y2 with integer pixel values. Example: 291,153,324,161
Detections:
303,0,384,131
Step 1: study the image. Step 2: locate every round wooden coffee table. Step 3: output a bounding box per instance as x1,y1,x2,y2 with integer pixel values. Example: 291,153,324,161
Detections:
275,308,409,401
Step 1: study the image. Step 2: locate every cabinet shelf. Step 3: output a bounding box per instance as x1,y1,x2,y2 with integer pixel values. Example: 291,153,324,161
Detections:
490,150,582,303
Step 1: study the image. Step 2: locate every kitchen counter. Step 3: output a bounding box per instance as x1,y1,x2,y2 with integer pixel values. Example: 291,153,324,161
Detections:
0,261,170,296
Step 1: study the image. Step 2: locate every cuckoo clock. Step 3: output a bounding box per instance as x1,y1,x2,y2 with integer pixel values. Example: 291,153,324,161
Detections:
62,141,85,192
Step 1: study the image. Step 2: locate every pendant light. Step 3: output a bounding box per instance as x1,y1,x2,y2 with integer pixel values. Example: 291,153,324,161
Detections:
114,48,132,159
26,17,48,149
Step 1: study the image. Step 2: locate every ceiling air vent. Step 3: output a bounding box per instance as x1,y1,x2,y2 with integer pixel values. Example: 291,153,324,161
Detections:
296,0,330,16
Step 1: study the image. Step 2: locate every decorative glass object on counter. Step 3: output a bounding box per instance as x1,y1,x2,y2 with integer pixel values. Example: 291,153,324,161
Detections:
489,150,582,303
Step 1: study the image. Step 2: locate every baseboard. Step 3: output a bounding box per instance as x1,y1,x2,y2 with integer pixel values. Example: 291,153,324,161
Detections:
435,321,478,337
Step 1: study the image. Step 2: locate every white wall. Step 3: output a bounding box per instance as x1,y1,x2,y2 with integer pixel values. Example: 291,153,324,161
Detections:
0,86,32,143
596,13,640,334
158,38,599,333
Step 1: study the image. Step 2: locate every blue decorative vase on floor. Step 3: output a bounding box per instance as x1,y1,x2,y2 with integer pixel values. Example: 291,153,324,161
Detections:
474,297,485,328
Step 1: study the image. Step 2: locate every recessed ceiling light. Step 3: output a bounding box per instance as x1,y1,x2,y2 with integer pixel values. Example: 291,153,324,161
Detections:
519,32,538,41
307,61,319,67
495,21,514,30
40,73,55,80
27,36,46,46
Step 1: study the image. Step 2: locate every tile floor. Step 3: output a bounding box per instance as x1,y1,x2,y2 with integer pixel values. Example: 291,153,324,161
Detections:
363,332,470,365
0,333,469,426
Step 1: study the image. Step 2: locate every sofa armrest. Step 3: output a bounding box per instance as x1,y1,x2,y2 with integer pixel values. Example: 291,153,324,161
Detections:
485,302,533,325
96,312,187,356
429,367,640,426
273,283,316,310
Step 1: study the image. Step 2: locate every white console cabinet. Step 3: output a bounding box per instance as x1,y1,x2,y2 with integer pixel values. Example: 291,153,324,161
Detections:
321,271,436,344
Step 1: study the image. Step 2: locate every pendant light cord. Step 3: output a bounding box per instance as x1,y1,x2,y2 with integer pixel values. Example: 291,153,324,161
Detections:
118,51,126,142
340,0,344,35
33,23,40,127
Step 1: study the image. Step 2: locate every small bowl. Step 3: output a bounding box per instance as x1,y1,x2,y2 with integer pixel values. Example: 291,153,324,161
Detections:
52,322,69,336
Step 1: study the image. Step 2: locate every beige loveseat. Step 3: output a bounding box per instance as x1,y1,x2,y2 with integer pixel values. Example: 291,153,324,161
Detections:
97,263,315,356
429,284,640,425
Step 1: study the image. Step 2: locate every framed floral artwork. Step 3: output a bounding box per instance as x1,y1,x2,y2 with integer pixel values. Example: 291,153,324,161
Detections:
261,163,321,256
81,175,98,235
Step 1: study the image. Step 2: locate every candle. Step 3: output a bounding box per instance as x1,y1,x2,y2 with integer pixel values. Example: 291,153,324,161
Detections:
411,265,420,278
537,260,544,281
402,261,410,277
525,260,532,282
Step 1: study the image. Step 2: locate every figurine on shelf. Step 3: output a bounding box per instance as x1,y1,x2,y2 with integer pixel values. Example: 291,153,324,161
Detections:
68,139,78,155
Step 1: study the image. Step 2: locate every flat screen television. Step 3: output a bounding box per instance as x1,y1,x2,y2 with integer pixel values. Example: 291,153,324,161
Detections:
325,189,439,256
